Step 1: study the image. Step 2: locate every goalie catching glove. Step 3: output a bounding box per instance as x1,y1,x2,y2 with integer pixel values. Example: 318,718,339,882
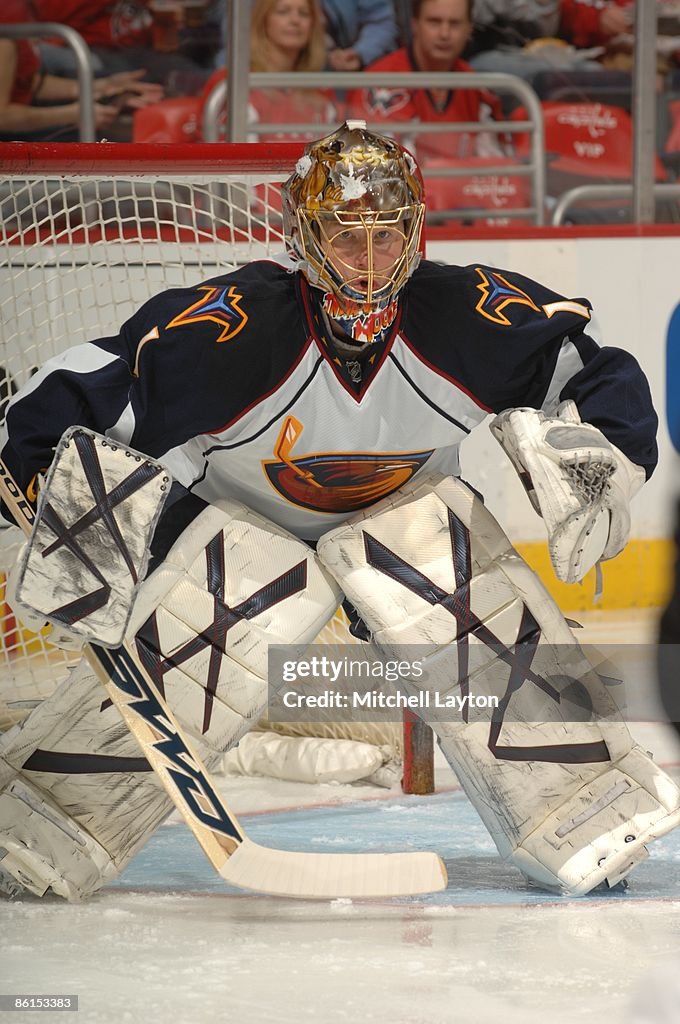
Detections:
490,401,645,584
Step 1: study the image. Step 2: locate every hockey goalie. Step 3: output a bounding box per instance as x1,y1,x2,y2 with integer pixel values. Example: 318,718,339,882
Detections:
1,120,678,901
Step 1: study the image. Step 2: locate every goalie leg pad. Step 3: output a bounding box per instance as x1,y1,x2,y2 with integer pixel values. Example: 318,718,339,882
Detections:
0,660,173,900
318,473,680,894
1,503,341,900
126,499,341,754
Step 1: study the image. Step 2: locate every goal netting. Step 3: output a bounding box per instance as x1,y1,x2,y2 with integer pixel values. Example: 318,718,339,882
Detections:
0,142,429,788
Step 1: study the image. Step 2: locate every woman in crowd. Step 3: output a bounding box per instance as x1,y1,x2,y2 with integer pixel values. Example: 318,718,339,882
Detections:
250,0,327,72
136,0,339,143
246,0,339,141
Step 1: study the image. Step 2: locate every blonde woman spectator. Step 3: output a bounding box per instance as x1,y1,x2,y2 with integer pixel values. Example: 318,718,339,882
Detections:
133,0,339,143
245,0,339,141
250,0,327,72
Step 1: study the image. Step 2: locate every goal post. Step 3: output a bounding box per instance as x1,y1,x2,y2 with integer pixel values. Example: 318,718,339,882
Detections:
0,141,434,792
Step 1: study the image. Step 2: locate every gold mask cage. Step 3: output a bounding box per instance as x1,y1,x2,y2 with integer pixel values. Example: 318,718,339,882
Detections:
296,201,425,309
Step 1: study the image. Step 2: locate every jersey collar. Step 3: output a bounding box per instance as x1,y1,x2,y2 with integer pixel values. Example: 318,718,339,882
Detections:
298,275,403,402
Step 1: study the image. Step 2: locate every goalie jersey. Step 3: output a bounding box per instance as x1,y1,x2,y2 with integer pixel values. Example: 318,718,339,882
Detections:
1,255,657,542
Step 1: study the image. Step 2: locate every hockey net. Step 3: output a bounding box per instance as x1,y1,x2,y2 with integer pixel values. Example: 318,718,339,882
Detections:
0,142,430,789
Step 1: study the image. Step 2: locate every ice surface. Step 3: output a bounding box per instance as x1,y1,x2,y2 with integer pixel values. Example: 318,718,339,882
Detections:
2,612,680,1024
2,787,680,1024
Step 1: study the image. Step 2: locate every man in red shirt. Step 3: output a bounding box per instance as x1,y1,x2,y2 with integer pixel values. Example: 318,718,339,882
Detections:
347,0,505,161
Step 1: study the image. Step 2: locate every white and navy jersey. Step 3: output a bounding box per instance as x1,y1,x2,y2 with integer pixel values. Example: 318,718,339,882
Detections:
1,256,658,542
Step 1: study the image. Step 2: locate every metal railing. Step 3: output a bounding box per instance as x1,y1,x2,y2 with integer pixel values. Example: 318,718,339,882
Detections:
0,23,95,141
551,183,680,225
203,70,546,225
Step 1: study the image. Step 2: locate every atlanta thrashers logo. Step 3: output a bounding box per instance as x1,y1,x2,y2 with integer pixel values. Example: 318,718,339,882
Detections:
474,268,591,327
474,268,541,326
166,285,248,342
263,417,432,513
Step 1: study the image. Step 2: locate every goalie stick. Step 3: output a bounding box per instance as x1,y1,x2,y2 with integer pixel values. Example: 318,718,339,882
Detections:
0,449,447,899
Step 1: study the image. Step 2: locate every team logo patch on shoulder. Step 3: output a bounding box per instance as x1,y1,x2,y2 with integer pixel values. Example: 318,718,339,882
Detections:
474,268,591,326
166,285,248,342
474,268,541,325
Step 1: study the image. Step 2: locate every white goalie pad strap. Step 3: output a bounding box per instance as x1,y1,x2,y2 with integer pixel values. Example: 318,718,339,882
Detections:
126,499,341,753
318,473,680,894
14,427,171,647
489,402,645,584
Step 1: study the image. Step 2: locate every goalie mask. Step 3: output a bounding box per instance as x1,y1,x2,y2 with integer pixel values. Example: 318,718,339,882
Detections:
282,121,425,342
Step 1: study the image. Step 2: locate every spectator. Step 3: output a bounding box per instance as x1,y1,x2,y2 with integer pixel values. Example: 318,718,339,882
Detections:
559,0,632,50
30,0,210,90
321,0,398,70
347,0,506,160
134,0,340,143
0,34,163,141
560,2,679,80
249,0,341,140
250,0,327,71
466,2,605,84
471,0,562,51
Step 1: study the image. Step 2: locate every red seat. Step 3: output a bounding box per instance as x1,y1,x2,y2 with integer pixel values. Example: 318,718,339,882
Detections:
511,101,667,183
422,156,532,226
132,97,200,144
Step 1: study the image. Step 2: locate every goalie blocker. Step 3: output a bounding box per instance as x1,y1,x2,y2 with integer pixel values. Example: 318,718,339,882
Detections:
317,473,680,895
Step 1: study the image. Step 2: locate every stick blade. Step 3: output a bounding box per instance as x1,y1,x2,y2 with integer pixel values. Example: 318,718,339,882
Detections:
220,840,447,899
